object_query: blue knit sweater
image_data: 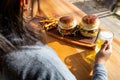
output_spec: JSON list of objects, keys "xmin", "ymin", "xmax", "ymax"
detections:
[{"xmin": 2, "ymin": 42, "xmax": 107, "ymax": 80}]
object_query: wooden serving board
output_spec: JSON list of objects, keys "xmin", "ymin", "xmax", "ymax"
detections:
[
  {"xmin": 30, "ymin": 17, "xmax": 99, "ymax": 48},
  {"xmin": 46, "ymin": 28, "xmax": 99, "ymax": 48}
]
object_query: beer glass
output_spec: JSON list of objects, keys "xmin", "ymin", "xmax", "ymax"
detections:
[{"xmin": 95, "ymin": 29, "xmax": 114, "ymax": 52}]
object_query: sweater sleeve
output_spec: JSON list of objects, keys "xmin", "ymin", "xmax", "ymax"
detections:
[
  {"xmin": 3, "ymin": 44, "xmax": 76, "ymax": 80},
  {"xmin": 92, "ymin": 64, "xmax": 107, "ymax": 80}
]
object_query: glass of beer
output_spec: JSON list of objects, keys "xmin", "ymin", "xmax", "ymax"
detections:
[{"xmin": 95, "ymin": 29, "xmax": 114, "ymax": 52}]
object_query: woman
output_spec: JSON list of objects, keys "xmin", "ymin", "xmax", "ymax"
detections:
[
  {"xmin": 0, "ymin": 0, "xmax": 76, "ymax": 80},
  {"xmin": 0, "ymin": 0, "xmax": 112, "ymax": 80}
]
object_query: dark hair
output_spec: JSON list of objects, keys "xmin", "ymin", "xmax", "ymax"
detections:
[
  {"xmin": 0, "ymin": 33, "xmax": 16, "ymax": 72},
  {"xmin": 0, "ymin": 0, "xmax": 45, "ymax": 47}
]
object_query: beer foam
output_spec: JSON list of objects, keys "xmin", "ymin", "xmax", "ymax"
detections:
[{"xmin": 99, "ymin": 31, "xmax": 113, "ymax": 41}]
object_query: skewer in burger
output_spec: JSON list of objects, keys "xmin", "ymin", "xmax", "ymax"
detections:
[
  {"xmin": 80, "ymin": 14, "xmax": 100, "ymax": 37},
  {"xmin": 58, "ymin": 16, "xmax": 78, "ymax": 36}
]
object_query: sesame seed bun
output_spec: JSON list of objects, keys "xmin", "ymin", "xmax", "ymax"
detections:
[
  {"xmin": 58, "ymin": 16, "xmax": 78, "ymax": 36},
  {"xmin": 81, "ymin": 14, "xmax": 100, "ymax": 30},
  {"xmin": 58, "ymin": 16, "xmax": 77, "ymax": 30}
]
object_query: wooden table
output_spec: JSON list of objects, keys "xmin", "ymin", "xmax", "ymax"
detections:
[{"xmin": 32, "ymin": 0, "xmax": 120, "ymax": 80}]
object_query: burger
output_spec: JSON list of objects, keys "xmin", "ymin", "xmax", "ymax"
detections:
[
  {"xmin": 58, "ymin": 16, "xmax": 78, "ymax": 36},
  {"xmin": 80, "ymin": 14, "xmax": 100, "ymax": 37}
]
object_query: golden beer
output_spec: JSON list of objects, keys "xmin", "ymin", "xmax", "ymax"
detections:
[{"xmin": 95, "ymin": 30, "xmax": 113, "ymax": 52}]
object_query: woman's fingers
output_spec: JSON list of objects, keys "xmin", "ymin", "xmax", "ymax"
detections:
[{"xmin": 101, "ymin": 40, "xmax": 108, "ymax": 51}]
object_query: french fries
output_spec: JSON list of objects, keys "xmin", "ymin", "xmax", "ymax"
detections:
[{"xmin": 39, "ymin": 18, "xmax": 58, "ymax": 31}]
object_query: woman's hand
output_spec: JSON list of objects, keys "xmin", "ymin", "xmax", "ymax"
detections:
[{"xmin": 95, "ymin": 40, "xmax": 112, "ymax": 64}]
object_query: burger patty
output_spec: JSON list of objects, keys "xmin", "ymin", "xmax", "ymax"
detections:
[
  {"xmin": 80, "ymin": 29, "xmax": 98, "ymax": 37},
  {"xmin": 58, "ymin": 26, "xmax": 77, "ymax": 35},
  {"xmin": 80, "ymin": 29, "xmax": 98, "ymax": 33}
]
